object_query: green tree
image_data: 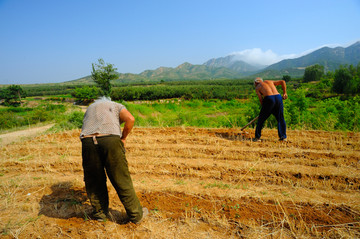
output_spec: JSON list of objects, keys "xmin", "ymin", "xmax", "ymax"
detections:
[
  {"xmin": 91, "ymin": 58, "xmax": 119, "ymax": 96},
  {"xmin": 0, "ymin": 85, "xmax": 26, "ymax": 106},
  {"xmin": 282, "ymin": 75, "xmax": 291, "ymax": 82},
  {"xmin": 303, "ymin": 64, "xmax": 324, "ymax": 82},
  {"xmin": 333, "ymin": 65, "xmax": 360, "ymax": 94},
  {"xmin": 325, "ymin": 71, "xmax": 334, "ymax": 79}
]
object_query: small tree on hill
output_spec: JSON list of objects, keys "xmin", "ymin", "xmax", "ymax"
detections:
[{"xmin": 91, "ymin": 58, "xmax": 119, "ymax": 97}]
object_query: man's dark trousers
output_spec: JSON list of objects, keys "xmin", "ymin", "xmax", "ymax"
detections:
[
  {"xmin": 81, "ymin": 135, "xmax": 143, "ymax": 223},
  {"xmin": 255, "ymin": 94, "xmax": 287, "ymax": 140}
]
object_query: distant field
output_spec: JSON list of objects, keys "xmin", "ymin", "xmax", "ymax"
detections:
[{"xmin": 0, "ymin": 127, "xmax": 359, "ymax": 238}]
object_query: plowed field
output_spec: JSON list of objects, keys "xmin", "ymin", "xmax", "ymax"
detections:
[{"xmin": 0, "ymin": 127, "xmax": 359, "ymax": 238}]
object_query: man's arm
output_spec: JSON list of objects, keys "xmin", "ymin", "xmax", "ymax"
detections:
[
  {"xmin": 274, "ymin": 80, "xmax": 288, "ymax": 100},
  {"xmin": 119, "ymin": 108, "xmax": 135, "ymax": 144},
  {"xmin": 256, "ymin": 89, "xmax": 263, "ymax": 105}
]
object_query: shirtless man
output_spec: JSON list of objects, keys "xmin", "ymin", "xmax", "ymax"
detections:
[{"xmin": 253, "ymin": 77, "xmax": 288, "ymax": 141}]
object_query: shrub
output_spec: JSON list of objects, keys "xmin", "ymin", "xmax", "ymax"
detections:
[
  {"xmin": 68, "ymin": 111, "xmax": 84, "ymax": 129},
  {"xmin": 72, "ymin": 86, "xmax": 99, "ymax": 101}
]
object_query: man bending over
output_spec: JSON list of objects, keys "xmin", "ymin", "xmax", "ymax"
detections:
[{"xmin": 253, "ymin": 77, "xmax": 288, "ymax": 141}]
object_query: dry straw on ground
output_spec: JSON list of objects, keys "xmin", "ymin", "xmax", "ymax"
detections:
[{"xmin": 0, "ymin": 127, "xmax": 359, "ymax": 238}]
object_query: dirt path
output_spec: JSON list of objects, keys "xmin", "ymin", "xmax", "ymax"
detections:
[
  {"xmin": 78, "ymin": 105, "xmax": 87, "ymax": 112},
  {"xmin": 0, "ymin": 124, "xmax": 54, "ymax": 145}
]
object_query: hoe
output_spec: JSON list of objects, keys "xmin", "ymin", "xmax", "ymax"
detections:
[
  {"xmin": 240, "ymin": 116, "xmax": 259, "ymax": 131},
  {"xmin": 217, "ymin": 116, "xmax": 258, "ymax": 140},
  {"xmin": 233, "ymin": 115, "xmax": 259, "ymax": 140}
]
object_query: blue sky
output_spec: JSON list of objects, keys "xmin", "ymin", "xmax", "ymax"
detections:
[{"xmin": 0, "ymin": 0, "xmax": 359, "ymax": 85}]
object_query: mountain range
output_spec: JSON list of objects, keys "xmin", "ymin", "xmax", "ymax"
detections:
[{"xmin": 70, "ymin": 41, "xmax": 360, "ymax": 84}]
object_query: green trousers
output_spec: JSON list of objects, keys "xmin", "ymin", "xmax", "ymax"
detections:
[{"xmin": 81, "ymin": 135, "xmax": 143, "ymax": 223}]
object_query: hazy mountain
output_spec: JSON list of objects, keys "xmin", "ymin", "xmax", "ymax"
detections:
[
  {"xmin": 203, "ymin": 55, "xmax": 265, "ymax": 75},
  {"xmin": 137, "ymin": 62, "xmax": 242, "ymax": 80},
  {"xmin": 65, "ymin": 62, "xmax": 243, "ymax": 85},
  {"xmin": 264, "ymin": 41, "xmax": 360, "ymax": 74},
  {"xmin": 203, "ymin": 41, "xmax": 360, "ymax": 78}
]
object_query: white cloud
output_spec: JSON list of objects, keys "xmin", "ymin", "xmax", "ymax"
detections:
[
  {"xmin": 230, "ymin": 48, "xmax": 297, "ymax": 66},
  {"xmin": 229, "ymin": 40, "xmax": 360, "ymax": 66}
]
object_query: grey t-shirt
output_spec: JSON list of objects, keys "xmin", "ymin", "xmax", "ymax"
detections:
[{"xmin": 80, "ymin": 99, "xmax": 126, "ymax": 137}]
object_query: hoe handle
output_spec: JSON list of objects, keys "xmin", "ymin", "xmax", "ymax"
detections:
[{"xmin": 240, "ymin": 116, "xmax": 259, "ymax": 131}]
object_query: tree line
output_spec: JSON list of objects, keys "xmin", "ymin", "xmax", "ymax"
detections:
[
  {"xmin": 1, "ymin": 59, "xmax": 359, "ymax": 105},
  {"xmin": 303, "ymin": 63, "xmax": 360, "ymax": 94}
]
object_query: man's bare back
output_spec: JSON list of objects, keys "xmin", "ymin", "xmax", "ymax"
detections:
[
  {"xmin": 256, "ymin": 80, "xmax": 280, "ymax": 96},
  {"xmin": 254, "ymin": 78, "xmax": 287, "ymax": 104}
]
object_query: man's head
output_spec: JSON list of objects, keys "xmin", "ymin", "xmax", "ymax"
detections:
[
  {"xmin": 254, "ymin": 77, "xmax": 263, "ymax": 86},
  {"xmin": 94, "ymin": 96, "xmax": 112, "ymax": 103}
]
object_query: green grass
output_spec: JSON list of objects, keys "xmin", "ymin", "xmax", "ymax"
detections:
[
  {"xmin": 124, "ymin": 99, "xmax": 252, "ymax": 128},
  {"xmin": 122, "ymin": 94, "xmax": 360, "ymax": 131},
  {"xmin": 0, "ymin": 99, "xmax": 83, "ymax": 133},
  {"xmin": 1, "ymin": 93, "xmax": 359, "ymax": 132}
]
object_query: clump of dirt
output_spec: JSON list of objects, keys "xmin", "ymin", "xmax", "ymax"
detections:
[{"xmin": 139, "ymin": 190, "xmax": 357, "ymax": 228}]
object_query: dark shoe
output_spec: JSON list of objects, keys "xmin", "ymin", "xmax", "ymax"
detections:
[
  {"xmin": 279, "ymin": 137, "xmax": 287, "ymax": 142},
  {"xmin": 134, "ymin": 207, "xmax": 149, "ymax": 224},
  {"xmin": 252, "ymin": 138, "xmax": 261, "ymax": 142}
]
